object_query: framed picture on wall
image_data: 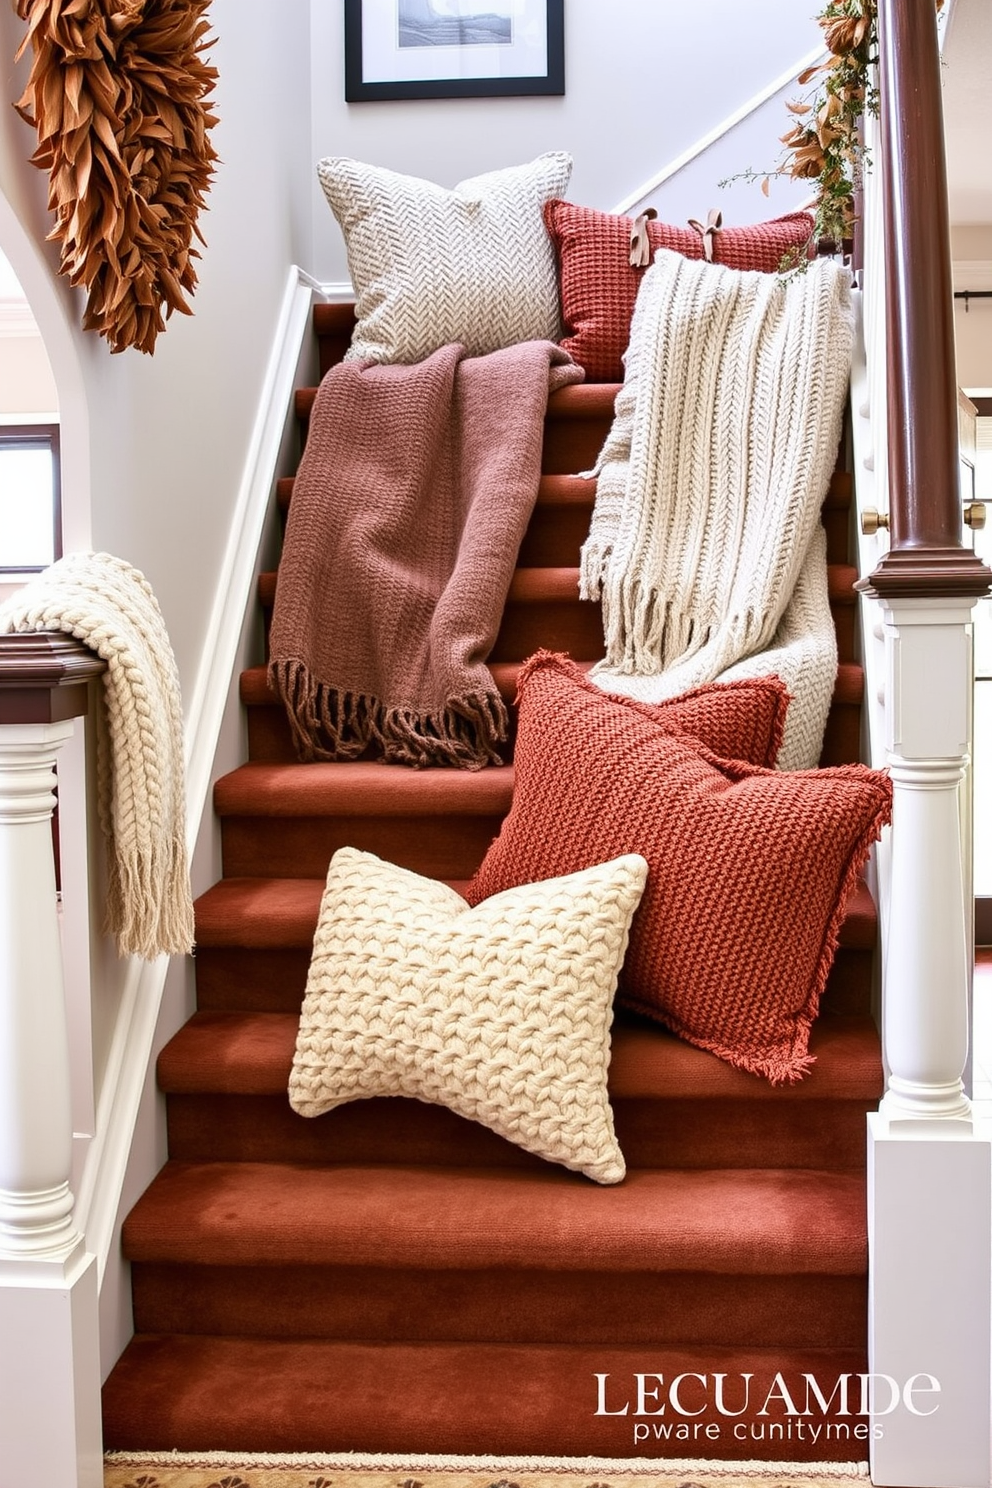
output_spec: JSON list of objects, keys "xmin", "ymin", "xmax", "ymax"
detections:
[{"xmin": 344, "ymin": 0, "xmax": 565, "ymax": 102}]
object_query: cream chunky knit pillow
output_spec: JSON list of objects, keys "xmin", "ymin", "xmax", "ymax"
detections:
[
  {"xmin": 288, "ymin": 846, "xmax": 648, "ymax": 1184},
  {"xmin": 316, "ymin": 152, "xmax": 572, "ymax": 364}
]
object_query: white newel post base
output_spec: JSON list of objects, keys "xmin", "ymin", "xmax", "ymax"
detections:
[
  {"xmin": 0, "ymin": 721, "xmax": 102, "ymax": 1488},
  {"xmin": 867, "ymin": 598, "xmax": 991, "ymax": 1487},
  {"xmin": 868, "ymin": 1115, "xmax": 991, "ymax": 1488}
]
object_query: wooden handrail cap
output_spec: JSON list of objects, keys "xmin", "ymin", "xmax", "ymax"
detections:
[
  {"xmin": 0, "ymin": 633, "xmax": 106, "ymax": 725},
  {"xmin": 857, "ymin": 547, "xmax": 992, "ymax": 602}
]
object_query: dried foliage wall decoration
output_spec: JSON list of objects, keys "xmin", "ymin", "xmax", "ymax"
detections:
[{"xmin": 12, "ymin": 0, "xmax": 219, "ymax": 354}]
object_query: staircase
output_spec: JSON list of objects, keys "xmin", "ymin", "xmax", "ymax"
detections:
[{"xmin": 101, "ymin": 303, "xmax": 881, "ymax": 1461}]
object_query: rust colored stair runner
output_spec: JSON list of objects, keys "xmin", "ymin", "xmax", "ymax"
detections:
[{"xmin": 102, "ymin": 303, "xmax": 881, "ymax": 1462}]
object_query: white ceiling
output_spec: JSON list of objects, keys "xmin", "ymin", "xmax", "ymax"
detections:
[{"xmin": 942, "ymin": 0, "xmax": 992, "ymax": 227}]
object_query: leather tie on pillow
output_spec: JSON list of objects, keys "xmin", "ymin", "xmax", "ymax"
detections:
[
  {"xmin": 688, "ymin": 207, "xmax": 723, "ymax": 262},
  {"xmin": 629, "ymin": 208, "xmax": 658, "ymax": 268},
  {"xmin": 542, "ymin": 199, "xmax": 816, "ymax": 382}
]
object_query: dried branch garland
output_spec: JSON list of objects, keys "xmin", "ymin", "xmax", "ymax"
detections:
[
  {"xmin": 722, "ymin": 0, "xmax": 943, "ymax": 251},
  {"xmin": 13, "ymin": 0, "xmax": 219, "ymax": 354}
]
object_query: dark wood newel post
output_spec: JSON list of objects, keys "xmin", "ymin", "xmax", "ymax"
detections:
[{"xmin": 862, "ymin": 0, "xmax": 991, "ymax": 600}]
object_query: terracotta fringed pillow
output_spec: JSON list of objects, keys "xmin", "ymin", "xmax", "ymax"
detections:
[
  {"xmin": 543, "ymin": 199, "xmax": 814, "ymax": 381},
  {"xmin": 466, "ymin": 653, "xmax": 892, "ymax": 1084}
]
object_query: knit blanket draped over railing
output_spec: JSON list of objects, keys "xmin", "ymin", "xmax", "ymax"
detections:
[
  {"xmin": 0, "ymin": 552, "xmax": 194, "ymax": 959},
  {"xmin": 579, "ymin": 249, "xmax": 854, "ymax": 770},
  {"xmin": 269, "ymin": 339, "xmax": 583, "ymax": 770}
]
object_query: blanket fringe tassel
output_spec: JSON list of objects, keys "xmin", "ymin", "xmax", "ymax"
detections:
[
  {"xmin": 269, "ymin": 659, "xmax": 508, "ymax": 770},
  {"xmin": 104, "ymin": 833, "xmax": 196, "ymax": 958}
]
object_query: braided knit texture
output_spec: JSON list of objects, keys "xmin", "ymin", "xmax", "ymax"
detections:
[
  {"xmin": 0, "ymin": 552, "xmax": 194, "ymax": 959},
  {"xmin": 289, "ymin": 846, "xmax": 648, "ymax": 1184},
  {"xmin": 466, "ymin": 653, "xmax": 893, "ymax": 1085},
  {"xmin": 318, "ymin": 153, "xmax": 571, "ymax": 366},
  {"xmin": 579, "ymin": 250, "xmax": 853, "ymax": 770}
]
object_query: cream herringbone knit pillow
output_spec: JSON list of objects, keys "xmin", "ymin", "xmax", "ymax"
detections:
[
  {"xmin": 289, "ymin": 846, "xmax": 648, "ymax": 1184},
  {"xmin": 317, "ymin": 152, "xmax": 571, "ymax": 364}
]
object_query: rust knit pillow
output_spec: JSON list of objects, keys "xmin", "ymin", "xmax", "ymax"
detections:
[
  {"xmin": 543, "ymin": 200, "xmax": 814, "ymax": 382},
  {"xmin": 541, "ymin": 653, "xmax": 790, "ymax": 767},
  {"xmin": 466, "ymin": 653, "xmax": 892, "ymax": 1084}
]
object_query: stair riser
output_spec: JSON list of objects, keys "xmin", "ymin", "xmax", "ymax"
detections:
[
  {"xmin": 517, "ymin": 502, "xmax": 600, "ymax": 568},
  {"xmin": 220, "ymin": 813, "xmax": 505, "ymax": 880},
  {"xmin": 259, "ymin": 585, "xmax": 859, "ymax": 669},
  {"xmin": 294, "ymin": 406, "xmax": 617, "ymax": 478},
  {"xmin": 102, "ymin": 1336, "xmax": 869, "ymax": 1460},
  {"xmin": 279, "ymin": 485, "xmax": 853, "ymax": 573},
  {"xmin": 246, "ymin": 681, "xmax": 864, "ymax": 767},
  {"xmin": 164, "ymin": 1092, "xmax": 872, "ymax": 1172},
  {"xmin": 130, "ymin": 1263, "xmax": 867, "ymax": 1349},
  {"xmin": 819, "ymin": 701, "xmax": 861, "ymax": 769},
  {"xmin": 192, "ymin": 944, "xmax": 873, "ymax": 1017}
]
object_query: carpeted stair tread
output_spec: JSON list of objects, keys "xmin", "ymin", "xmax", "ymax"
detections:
[
  {"xmin": 239, "ymin": 660, "xmax": 865, "ymax": 768},
  {"xmin": 239, "ymin": 657, "xmax": 863, "ymax": 713},
  {"xmin": 276, "ymin": 469, "xmax": 595, "ymax": 517},
  {"xmin": 101, "ymin": 1335, "xmax": 867, "ymax": 1458},
  {"xmin": 121, "ymin": 1160, "xmax": 867, "ymax": 1274},
  {"xmin": 193, "ymin": 870, "xmax": 876, "ymax": 952},
  {"xmin": 257, "ymin": 562, "xmax": 859, "ymax": 613},
  {"xmin": 276, "ymin": 467, "xmax": 852, "ymax": 520},
  {"xmin": 157, "ymin": 1008, "xmax": 882, "ymax": 1104},
  {"xmin": 294, "ymin": 379, "xmax": 620, "ymax": 428},
  {"xmin": 214, "ymin": 760, "xmax": 514, "ymax": 818}
]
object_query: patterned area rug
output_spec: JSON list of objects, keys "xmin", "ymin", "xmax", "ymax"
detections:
[{"xmin": 103, "ymin": 1454, "xmax": 872, "ymax": 1488}]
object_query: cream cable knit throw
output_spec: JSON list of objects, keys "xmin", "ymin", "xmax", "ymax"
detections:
[
  {"xmin": 0, "ymin": 552, "xmax": 194, "ymax": 959},
  {"xmin": 579, "ymin": 249, "xmax": 853, "ymax": 770}
]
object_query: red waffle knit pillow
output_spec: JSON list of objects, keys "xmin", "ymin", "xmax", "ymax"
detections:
[
  {"xmin": 555, "ymin": 654, "xmax": 790, "ymax": 766},
  {"xmin": 543, "ymin": 200, "xmax": 814, "ymax": 382},
  {"xmin": 467, "ymin": 653, "xmax": 892, "ymax": 1083}
]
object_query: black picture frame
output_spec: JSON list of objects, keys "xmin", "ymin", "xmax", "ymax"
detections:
[{"xmin": 344, "ymin": 0, "xmax": 564, "ymax": 102}]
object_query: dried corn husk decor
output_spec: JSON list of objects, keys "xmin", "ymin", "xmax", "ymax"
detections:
[{"xmin": 12, "ymin": 0, "xmax": 219, "ymax": 354}]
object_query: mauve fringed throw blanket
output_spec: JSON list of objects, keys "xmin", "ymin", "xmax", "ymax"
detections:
[{"xmin": 269, "ymin": 340, "xmax": 583, "ymax": 768}]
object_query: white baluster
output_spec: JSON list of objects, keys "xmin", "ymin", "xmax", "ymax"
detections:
[
  {"xmin": 0, "ymin": 718, "xmax": 102, "ymax": 1487},
  {"xmin": 879, "ymin": 600, "xmax": 974, "ymax": 1123},
  {"xmin": 869, "ymin": 596, "xmax": 991, "ymax": 1488}
]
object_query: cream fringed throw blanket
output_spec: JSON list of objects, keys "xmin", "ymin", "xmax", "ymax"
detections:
[
  {"xmin": 580, "ymin": 249, "xmax": 854, "ymax": 770},
  {"xmin": 269, "ymin": 340, "xmax": 583, "ymax": 769},
  {"xmin": 0, "ymin": 552, "xmax": 194, "ymax": 959}
]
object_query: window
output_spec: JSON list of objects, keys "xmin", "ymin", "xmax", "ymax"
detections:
[{"xmin": 0, "ymin": 423, "xmax": 61, "ymax": 572}]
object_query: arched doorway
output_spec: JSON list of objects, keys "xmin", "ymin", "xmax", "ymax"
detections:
[{"xmin": 0, "ymin": 242, "xmax": 60, "ymax": 580}]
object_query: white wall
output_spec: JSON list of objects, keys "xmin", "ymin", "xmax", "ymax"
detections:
[
  {"xmin": 952, "ymin": 226, "xmax": 992, "ymax": 391},
  {"xmin": 309, "ymin": 0, "xmax": 821, "ymax": 283},
  {"xmin": 65, "ymin": 1, "xmax": 315, "ymax": 700},
  {"xmin": 0, "ymin": 334, "xmax": 57, "ymax": 417}
]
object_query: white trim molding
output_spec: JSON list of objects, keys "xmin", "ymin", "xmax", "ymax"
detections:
[
  {"xmin": 611, "ymin": 45, "xmax": 828, "ymax": 216},
  {"xmin": 76, "ymin": 265, "xmax": 322, "ymax": 1315},
  {"xmin": 952, "ymin": 260, "xmax": 992, "ymax": 292}
]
